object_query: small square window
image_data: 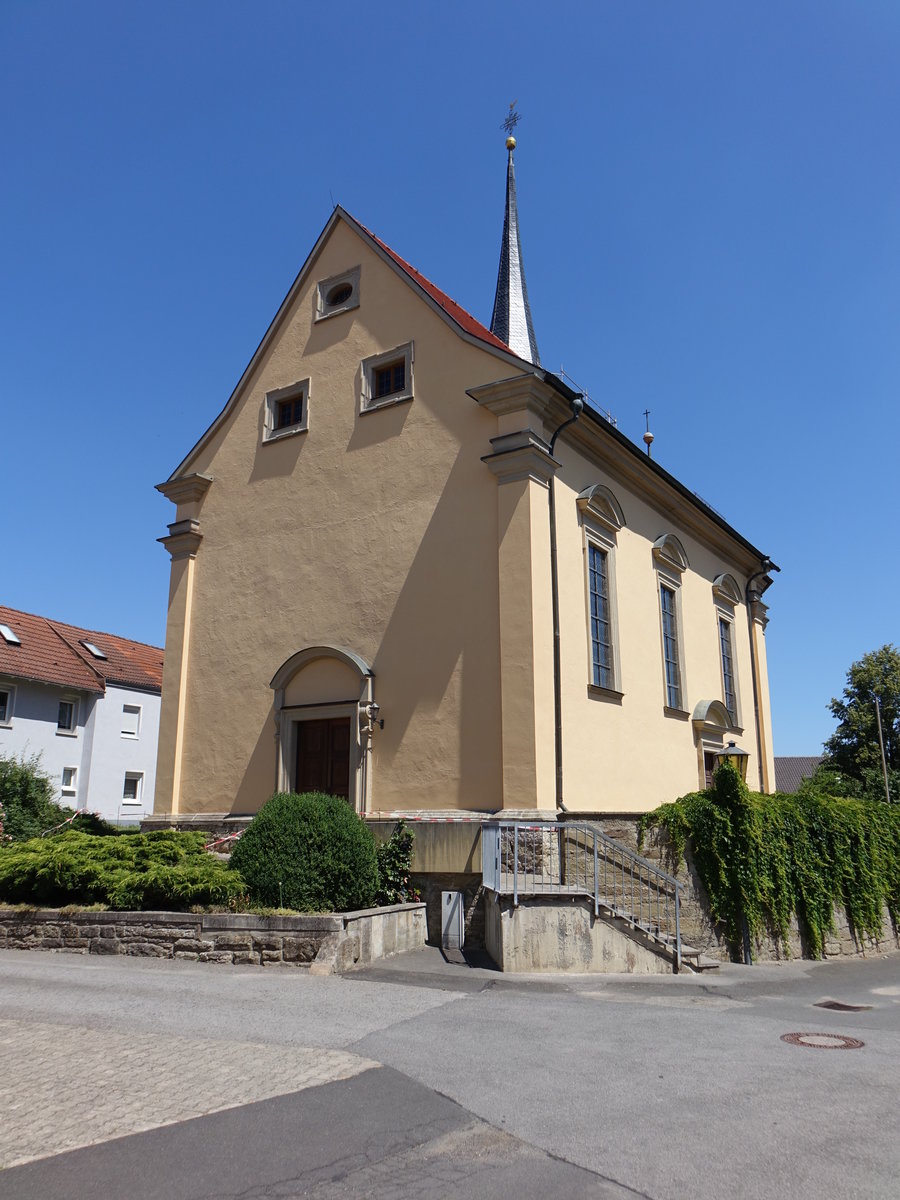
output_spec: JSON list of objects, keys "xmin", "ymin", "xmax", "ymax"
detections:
[
  {"xmin": 316, "ymin": 266, "xmax": 360, "ymax": 321},
  {"xmin": 0, "ymin": 624, "xmax": 21, "ymax": 646},
  {"xmin": 0, "ymin": 687, "xmax": 11, "ymax": 725},
  {"xmin": 61, "ymin": 766, "xmax": 77, "ymax": 795},
  {"xmin": 81, "ymin": 641, "xmax": 107, "ymax": 660},
  {"xmin": 57, "ymin": 699, "xmax": 77, "ymax": 733},
  {"xmin": 361, "ymin": 343, "xmax": 414, "ymax": 412},
  {"xmin": 263, "ymin": 379, "xmax": 309, "ymax": 443},
  {"xmin": 122, "ymin": 704, "xmax": 141, "ymax": 738},
  {"xmin": 123, "ymin": 772, "xmax": 144, "ymax": 803}
]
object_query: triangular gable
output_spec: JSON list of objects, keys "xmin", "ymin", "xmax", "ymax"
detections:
[{"xmin": 168, "ymin": 207, "xmax": 529, "ymax": 481}]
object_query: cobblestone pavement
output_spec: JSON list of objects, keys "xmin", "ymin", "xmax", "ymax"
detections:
[{"xmin": 0, "ymin": 1017, "xmax": 376, "ymax": 1170}]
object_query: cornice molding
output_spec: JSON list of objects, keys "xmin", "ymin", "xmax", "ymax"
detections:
[
  {"xmin": 156, "ymin": 473, "xmax": 214, "ymax": 506},
  {"xmin": 158, "ymin": 518, "xmax": 203, "ymax": 561},
  {"xmin": 482, "ymin": 428, "xmax": 559, "ymax": 486},
  {"xmin": 576, "ymin": 484, "xmax": 626, "ymax": 533}
]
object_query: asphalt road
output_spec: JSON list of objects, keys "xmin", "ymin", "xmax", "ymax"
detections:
[{"xmin": 0, "ymin": 946, "xmax": 898, "ymax": 1199}]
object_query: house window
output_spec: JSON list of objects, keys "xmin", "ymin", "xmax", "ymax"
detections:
[
  {"xmin": 0, "ymin": 624, "xmax": 21, "ymax": 646},
  {"xmin": 81, "ymin": 641, "xmax": 107, "ymax": 660},
  {"xmin": 361, "ymin": 342, "xmax": 414, "ymax": 411},
  {"xmin": 263, "ymin": 379, "xmax": 309, "ymax": 443},
  {"xmin": 315, "ymin": 266, "xmax": 360, "ymax": 321},
  {"xmin": 61, "ymin": 766, "xmax": 77, "ymax": 796},
  {"xmin": 122, "ymin": 704, "xmax": 141, "ymax": 738},
  {"xmin": 122, "ymin": 772, "xmax": 143, "ymax": 803},
  {"xmin": 588, "ymin": 545, "xmax": 614, "ymax": 690},
  {"xmin": 659, "ymin": 583, "xmax": 683, "ymax": 710},
  {"xmin": 57, "ymin": 699, "xmax": 77, "ymax": 734},
  {"xmin": 0, "ymin": 686, "xmax": 13, "ymax": 725},
  {"xmin": 719, "ymin": 616, "xmax": 737, "ymax": 723}
]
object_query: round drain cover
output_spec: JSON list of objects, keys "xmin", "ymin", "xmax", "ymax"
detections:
[{"xmin": 781, "ymin": 1032, "xmax": 864, "ymax": 1050}]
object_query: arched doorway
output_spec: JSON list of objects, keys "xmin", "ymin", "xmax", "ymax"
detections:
[{"xmin": 270, "ymin": 645, "xmax": 375, "ymax": 812}]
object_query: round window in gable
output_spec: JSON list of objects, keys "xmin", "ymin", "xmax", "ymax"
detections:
[{"xmin": 326, "ymin": 282, "xmax": 354, "ymax": 307}]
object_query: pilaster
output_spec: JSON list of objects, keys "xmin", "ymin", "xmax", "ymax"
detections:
[{"xmin": 154, "ymin": 474, "xmax": 212, "ymax": 816}]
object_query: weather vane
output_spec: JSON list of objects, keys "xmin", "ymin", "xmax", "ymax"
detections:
[{"xmin": 501, "ymin": 101, "xmax": 521, "ymax": 137}]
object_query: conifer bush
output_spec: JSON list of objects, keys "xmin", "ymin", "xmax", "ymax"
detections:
[
  {"xmin": 229, "ymin": 792, "xmax": 379, "ymax": 912},
  {"xmin": 0, "ymin": 829, "xmax": 246, "ymax": 910}
]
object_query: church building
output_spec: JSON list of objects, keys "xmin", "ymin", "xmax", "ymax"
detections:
[{"xmin": 152, "ymin": 130, "xmax": 777, "ymax": 832}]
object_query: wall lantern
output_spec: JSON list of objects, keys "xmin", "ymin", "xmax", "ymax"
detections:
[
  {"xmin": 360, "ymin": 701, "xmax": 383, "ymax": 735},
  {"xmin": 714, "ymin": 740, "xmax": 749, "ymax": 780}
]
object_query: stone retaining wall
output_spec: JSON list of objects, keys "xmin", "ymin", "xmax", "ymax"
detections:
[
  {"xmin": 581, "ymin": 815, "xmax": 899, "ymax": 962},
  {"xmin": 0, "ymin": 903, "xmax": 426, "ymax": 974}
]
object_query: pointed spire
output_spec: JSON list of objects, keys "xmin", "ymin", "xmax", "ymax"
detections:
[{"xmin": 490, "ymin": 108, "xmax": 540, "ymax": 365}]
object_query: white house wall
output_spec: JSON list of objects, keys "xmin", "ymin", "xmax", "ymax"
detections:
[{"xmin": 0, "ymin": 679, "xmax": 160, "ymax": 825}]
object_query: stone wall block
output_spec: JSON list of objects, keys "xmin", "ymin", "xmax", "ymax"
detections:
[
  {"xmin": 124, "ymin": 942, "xmax": 172, "ymax": 958},
  {"xmin": 90, "ymin": 938, "xmax": 121, "ymax": 955},
  {"xmin": 281, "ymin": 936, "xmax": 319, "ymax": 963},
  {"xmin": 173, "ymin": 938, "xmax": 214, "ymax": 954},
  {"xmin": 232, "ymin": 951, "xmax": 261, "ymax": 965},
  {"xmin": 260, "ymin": 950, "xmax": 282, "ymax": 964},
  {"xmin": 198, "ymin": 951, "xmax": 234, "ymax": 964},
  {"xmin": 251, "ymin": 934, "xmax": 283, "ymax": 952},
  {"xmin": 212, "ymin": 934, "xmax": 253, "ymax": 952}
]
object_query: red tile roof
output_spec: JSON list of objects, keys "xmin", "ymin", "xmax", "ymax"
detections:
[
  {"xmin": 0, "ymin": 606, "xmax": 163, "ymax": 695},
  {"xmin": 361, "ymin": 223, "xmax": 516, "ymax": 357}
]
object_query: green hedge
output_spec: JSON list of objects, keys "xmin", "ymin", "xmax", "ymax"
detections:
[
  {"xmin": 229, "ymin": 792, "xmax": 379, "ymax": 912},
  {"xmin": 0, "ymin": 829, "xmax": 247, "ymax": 910},
  {"xmin": 638, "ymin": 764, "xmax": 900, "ymax": 959}
]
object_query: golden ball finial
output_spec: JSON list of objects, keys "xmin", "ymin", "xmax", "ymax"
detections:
[{"xmin": 506, "ymin": 135, "xmax": 516, "ymax": 151}]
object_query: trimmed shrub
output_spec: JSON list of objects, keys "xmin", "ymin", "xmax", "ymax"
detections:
[
  {"xmin": 230, "ymin": 792, "xmax": 379, "ymax": 912},
  {"xmin": 0, "ymin": 829, "xmax": 247, "ymax": 910}
]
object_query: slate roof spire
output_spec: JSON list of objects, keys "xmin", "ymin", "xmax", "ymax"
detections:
[{"xmin": 490, "ymin": 109, "xmax": 540, "ymax": 365}]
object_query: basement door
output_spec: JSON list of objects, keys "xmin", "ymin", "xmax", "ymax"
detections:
[{"xmin": 295, "ymin": 717, "xmax": 351, "ymax": 800}]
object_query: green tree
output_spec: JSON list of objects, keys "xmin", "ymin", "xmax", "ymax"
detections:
[{"xmin": 822, "ymin": 645, "xmax": 900, "ymax": 800}]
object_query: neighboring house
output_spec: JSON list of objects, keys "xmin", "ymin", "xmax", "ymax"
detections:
[
  {"xmin": 0, "ymin": 606, "xmax": 163, "ymax": 824},
  {"xmin": 153, "ymin": 137, "xmax": 778, "ymax": 830},
  {"xmin": 774, "ymin": 756, "xmax": 823, "ymax": 794}
]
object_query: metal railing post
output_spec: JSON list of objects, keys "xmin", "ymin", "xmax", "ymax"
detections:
[
  {"xmin": 593, "ymin": 832, "xmax": 598, "ymax": 917},
  {"xmin": 513, "ymin": 827, "xmax": 519, "ymax": 907}
]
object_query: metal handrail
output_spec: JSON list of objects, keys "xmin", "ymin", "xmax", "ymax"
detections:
[{"xmin": 482, "ymin": 820, "xmax": 681, "ymax": 970}]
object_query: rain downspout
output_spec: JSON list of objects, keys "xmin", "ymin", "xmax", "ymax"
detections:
[{"xmin": 548, "ymin": 395, "xmax": 584, "ymax": 810}]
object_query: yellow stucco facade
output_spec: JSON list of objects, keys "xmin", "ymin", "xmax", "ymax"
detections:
[{"xmin": 154, "ymin": 209, "xmax": 776, "ymax": 822}]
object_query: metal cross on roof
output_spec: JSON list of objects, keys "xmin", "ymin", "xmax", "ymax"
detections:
[{"xmin": 501, "ymin": 102, "xmax": 521, "ymax": 135}]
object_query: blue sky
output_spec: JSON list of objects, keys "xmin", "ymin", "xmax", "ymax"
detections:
[{"xmin": 2, "ymin": 2, "xmax": 898, "ymax": 756}]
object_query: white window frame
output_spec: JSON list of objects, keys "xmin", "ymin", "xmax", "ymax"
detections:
[
  {"xmin": 121, "ymin": 703, "xmax": 142, "ymax": 739},
  {"xmin": 263, "ymin": 378, "xmax": 310, "ymax": 443},
  {"xmin": 716, "ymin": 611, "xmax": 740, "ymax": 728},
  {"xmin": 577, "ymin": 484, "xmax": 625, "ymax": 697},
  {"xmin": 61, "ymin": 766, "xmax": 78, "ymax": 797},
  {"xmin": 360, "ymin": 342, "xmax": 414, "ymax": 412},
  {"xmin": 122, "ymin": 772, "xmax": 144, "ymax": 804},
  {"xmin": 56, "ymin": 696, "xmax": 79, "ymax": 736},
  {"xmin": 657, "ymin": 572, "xmax": 687, "ymax": 714},
  {"xmin": 315, "ymin": 265, "xmax": 360, "ymax": 322},
  {"xmin": 0, "ymin": 683, "xmax": 14, "ymax": 727}
]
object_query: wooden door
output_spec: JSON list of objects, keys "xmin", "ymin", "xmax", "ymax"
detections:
[{"xmin": 295, "ymin": 717, "xmax": 352, "ymax": 800}]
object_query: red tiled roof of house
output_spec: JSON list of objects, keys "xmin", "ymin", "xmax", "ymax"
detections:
[
  {"xmin": 0, "ymin": 606, "xmax": 164, "ymax": 695},
  {"xmin": 362, "ymin": 224, "xmax": 516, "ymax": 356}
]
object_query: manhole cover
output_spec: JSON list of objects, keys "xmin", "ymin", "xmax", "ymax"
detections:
[
  {"xmin": 814, "ymin": 999, "xmax": 872, "ymax": 1012},
  {"xmin": 781, "ymin": 1032, "xmax": 865, "ymax": 1050}
]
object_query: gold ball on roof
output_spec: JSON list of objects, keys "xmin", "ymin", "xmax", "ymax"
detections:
[{"xmin": 506, "ymin": 135, "xmax": 517, "ymax": 150}]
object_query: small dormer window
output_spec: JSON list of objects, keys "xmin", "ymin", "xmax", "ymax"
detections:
[
  {"xmin": 374, "ymin": 360, "xmax": 406, "ymax": 400},
  {"xmin": 263, "ymin": 379, "xmax": 310, "ymax": 443},
  {"xmin": 0, "ymin": 624, "xmax": 21, "ymax": 646},
  {"xmin": 316, "ymin": 266, "xmax": 360, "ymax": 321},
  {"xmin": 361, "ymin": 342, "xmax": 414, "ymax": 412},
  {"xmin": 81, "ymin": 641, "xmax": 107, "ymax": 660}
]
